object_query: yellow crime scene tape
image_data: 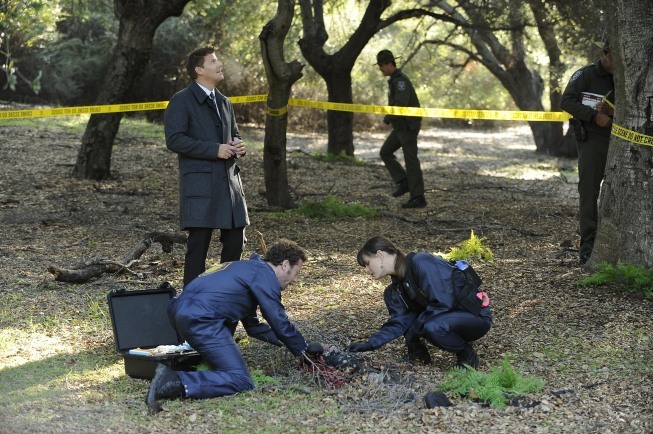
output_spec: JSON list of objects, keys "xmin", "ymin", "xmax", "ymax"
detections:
[
  {"xmin": 0, "ymin": 95, "xmax": 570, "ymax": 121},
  {"xmin": 611, "ymin": 123, "xmax": 653, "ymax": 147},
  {"xmin": 0, "ymin": 101, "xmax": 169, "ymax": 119},
  {"xmin": 1, "ymin": 95, "xmax": 651, "ymax": 147}
]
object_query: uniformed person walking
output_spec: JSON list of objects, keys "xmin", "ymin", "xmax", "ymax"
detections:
[
  {"xmin": 375, "ymin": 49, "xmax": 427, "ymax": 209},
  {"xmin": 561, "ymin": 41, "xmax": 614, "ymax": 265}
]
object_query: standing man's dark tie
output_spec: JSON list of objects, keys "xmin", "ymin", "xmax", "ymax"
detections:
[{"xmin": 208, "ymin": 92, "xmax": 222, "ymax": 123}]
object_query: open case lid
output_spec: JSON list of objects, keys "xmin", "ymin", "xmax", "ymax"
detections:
[{"xmin": 107, "ymin": 285, "xmax": 182, "ymax": 352}]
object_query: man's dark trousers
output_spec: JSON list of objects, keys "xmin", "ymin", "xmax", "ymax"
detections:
[
  {"xmin": 380, "ymin": 129, "xmax": 424, "ymax": 197},
  {"xmin": 184, "ymin": 227, "xmax": 244, "ymax": 287},
  {"xmin": 577, "ymin": 139, "xmax": 609, "ymax": 259}
]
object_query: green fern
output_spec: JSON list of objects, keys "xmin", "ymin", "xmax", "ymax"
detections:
[
  {"xmin": 577, "ymin": 261, "xmax": 653, "ymax": 298},
  {"xmin": 438, "ymin": 355, "xmax": 545, "ymax": 408},
  {"xmin": 443, "ymin": 230, "xmax": 494, "ymax": 262}
]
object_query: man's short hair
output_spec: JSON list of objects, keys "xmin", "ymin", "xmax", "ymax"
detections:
[
  {"xmin": 186, "ymin": 46, "xmax": 216, "ymax": 79},
  {"xmin": 264, "ymin": 239, "xmax": 307, "ymax": 266}
]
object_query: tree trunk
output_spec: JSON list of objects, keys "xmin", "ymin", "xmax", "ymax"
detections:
[
  {"xmin": 591, "ymin": 0, "xmax": 653, "ymax": 268},
  {"xmin": 325, "ymin": 73, "xmax": 354, "ymax": 156},
  {"xmin": 299, "ymin": 0, "xmax": 390, "ymax": 156},
  {"xmin": 260, "ymin": 0, "xmax": 303, "ymax": 208},
  {"xmin": 527, "ymin": 0, "xmax": 575, "ymax": 157},
  {"xmin": 72, "ymin": 0, "xmax": 189, "ymax": 180}
]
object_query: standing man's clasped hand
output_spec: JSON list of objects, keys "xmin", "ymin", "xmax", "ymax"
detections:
[
  {"xmin": 217, "ymin": 138, "xmax": 246, "ymax": 159},
  {"xmin": 230, "ymin": 137, "xmax": 246, "ymax": 158}
]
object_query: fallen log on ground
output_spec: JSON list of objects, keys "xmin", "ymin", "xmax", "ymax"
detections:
[{"xmin": 47, "ymin": 231, "xmax": 187, "ymax": 283}]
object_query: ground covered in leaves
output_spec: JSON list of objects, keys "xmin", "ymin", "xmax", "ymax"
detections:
[{"xmin": 0, "ymin": 113, "xmax": 651, "ymax": 433}]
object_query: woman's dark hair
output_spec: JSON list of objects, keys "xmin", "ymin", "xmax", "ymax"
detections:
[
  {"xmin": 357, "ymin": 236, "xmax": 407, "ymax": 277},
  {"xmin": 186, "ymin": 46, "xmax": 216, "ymax": 80},
  {"xmin": 263, "ymin": 239, "xmax": 307, "ymax": 266}
]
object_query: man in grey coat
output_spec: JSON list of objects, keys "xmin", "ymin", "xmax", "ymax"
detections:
[{"xmin": 164, "ymin": 46, "xmax": 249, "ymax": 287}]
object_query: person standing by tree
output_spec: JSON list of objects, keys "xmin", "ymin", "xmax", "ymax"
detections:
[
  {"xmin": 561, "ymin": 41, "xmax": 614, "ymax": 265},
  {"xmin": 165, "ymin": 46, "xmax": 248, "ymax": 287},
  {"xmin": 375, "ymin": 50, "xmax": 427, "ymax": 209}
]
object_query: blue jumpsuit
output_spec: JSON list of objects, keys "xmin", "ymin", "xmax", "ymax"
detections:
[
  {"xmin": 368, "ymin": 252, "xmax": 492, "ymax": 353},
  {"xmin": 167, "ymin": 253, "xmax": 306, "ymax": 399}
]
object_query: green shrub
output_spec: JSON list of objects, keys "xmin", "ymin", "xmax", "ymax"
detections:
[
  {"xmin": 577, "ymin": 261, "xmax": 653, "ymax": 298},
  {"xmin": 297, "ymin": 195, "xmax": 377, "ymax": 220},
  {"xmin": 311, "ymin": 150, "xmax": 365, "ymax": 165},
  {"xmin": 439, "ymin": 356, "xmax": 545, "ymax": 408},
  {"xmin": 443, "ymin": 230, "xmax": 494, "ymax": 262}
]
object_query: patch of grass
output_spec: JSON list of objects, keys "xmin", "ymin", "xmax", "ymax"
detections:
[
  {"xmin": 117, "ymin": 117, "xmax": 163, "ymax": 139},
  {"xmin": 443, "ymin": 230, "xmax": 494, "ymax": 262},
  {"xmin": 311, "ymin": 150, "xmax": 365, "ymax": 165},
  {"xmin": 0, "ymin": 292, "xmax": 24, "ymax": 324},
  {"xmin": 168, "ymin": 387, "xmax": 341, "ymax": 433},
  {"xmin": 439, "ymin": 355, "xmax": 545, "ymax": 408},
  {"xmin": 577, "ymin": 261, "xmax": 653, "ymax": 298},
  {"xmin": 297, "ymin": 194, "xmax": 377, "ymax": 220},
  {"xmin": 251, "ymin": 369, "xmax": 282, "ymax": 386},
  {"xmin": 531, "ymin": 322, "xmax": 653, "ymax": 379},
  {"xmin": 0, "ymin": 115, "xmax": 89, "ymax": 133},
  {"xmin": 2, "ymin": 113, "xmax": 166, "ymax": 139}
]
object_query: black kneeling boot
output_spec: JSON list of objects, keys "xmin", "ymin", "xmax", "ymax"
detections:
[
  {"xmin": 406, "ymin": 338, "xmax": 432, "ymax": 365},
  {"xmin": 455, "ymin": 343, "xmax": 479, "ymax": 370},
  {"xmin": 146, "ymin": 363, "xmax": 184, "ymax": 414}
]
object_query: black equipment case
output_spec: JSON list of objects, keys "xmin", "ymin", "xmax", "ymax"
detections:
[{"xmin": 107, "ymin": 284, "xmax": 201, "ymax": 380}]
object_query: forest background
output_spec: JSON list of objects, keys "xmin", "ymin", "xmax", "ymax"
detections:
[{"xmin": 1, "ymin": 0, "xmax": 608, "ymax": 132}]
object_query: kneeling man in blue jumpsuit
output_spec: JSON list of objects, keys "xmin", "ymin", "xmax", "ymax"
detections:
[{"xmin": 147, "ymin": 239, "xmax": 322, "ymax": 413}]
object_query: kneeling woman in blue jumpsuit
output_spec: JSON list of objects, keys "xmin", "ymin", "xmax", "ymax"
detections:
[
  {"xmin": 146, "ymin": 239, "xmax": 322, "ymax": 413},
  {"xmin": 346, "ymin": 236, "xmax": 492, "ymax": 368}
]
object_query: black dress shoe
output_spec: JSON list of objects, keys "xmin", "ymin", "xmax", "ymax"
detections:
[
  {"xmin": 392, "ymin": 184, "xmax": 410, "ymax": 197},
  {"xmin": 402, "ymin": 195, "xmax": 427, "ymax": 208},
  {"xmin": 146, "ymin": 363, "xmax": 184, "ymax": 414}
]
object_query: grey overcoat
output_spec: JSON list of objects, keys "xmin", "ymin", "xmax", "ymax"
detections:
[{"xmin": 164, "ymin": 82, "xmax": 249, "ymax": 230}]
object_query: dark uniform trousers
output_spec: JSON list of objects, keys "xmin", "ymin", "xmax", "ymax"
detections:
[
  {"xmin": 577, "ymin": 139, "xmax": 609, "ymax": 258},
  {"xmin": 380, "ymin": 128, "xmax": 425, "ymax": 197}
]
